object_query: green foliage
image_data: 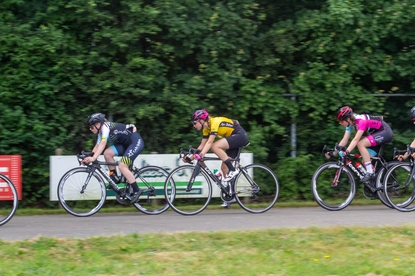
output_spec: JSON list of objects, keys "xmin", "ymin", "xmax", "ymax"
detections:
[
  {"xmin": 1, "ymin": 0, "xmax": 415, "ymax": 204},
  {"xmin": 275, "ymin": 154, "xmax": 319, "ymax": 201}
]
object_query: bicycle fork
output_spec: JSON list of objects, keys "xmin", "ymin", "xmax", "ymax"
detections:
[
  {"xmin": 80, "ymin": 168, "xmax": 98, "ymax": 194},
  {"xmin": 331, "ymin": 166, "xmax": 344, "ymax": 187},
  {"xmin": 186, "ymin": 165, "xmax": 200, "ymax": 192}
]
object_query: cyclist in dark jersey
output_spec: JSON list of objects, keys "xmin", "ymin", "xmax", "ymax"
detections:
[
  {"xmin": 396, "ymin": 106, "xmax": 415, "ymax": 161},
  {"xmin": 83, "ymin": 113, "xmax": 145, "ymax": 203},
  {"xmin": 190, "ymin": 109, "xmax": 249, "ymax": 183},
  {"xmin": 331, "ymin": 106, "xmax": 393, "ymax": 183}
]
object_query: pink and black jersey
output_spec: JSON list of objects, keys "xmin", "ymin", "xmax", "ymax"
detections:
[{"xmin": 354, "ymin": 114, "xmax": 383, "ymax": 134}]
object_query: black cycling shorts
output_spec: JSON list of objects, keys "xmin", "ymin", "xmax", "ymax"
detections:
[{"xmin": 225, "ymin": 125, "xmax": 249, "ymax": 158}]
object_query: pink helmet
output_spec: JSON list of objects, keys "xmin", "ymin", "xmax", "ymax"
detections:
[{"xmin": 191, "ymin": 109, "xmax": 209, "ymax": 122}]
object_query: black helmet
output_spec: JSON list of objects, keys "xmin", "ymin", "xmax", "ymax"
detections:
[
  {"xmin": 336, "ymin": 106, "xmax": 353, "ymax": 121},
  {"xmin": 86, "ymin": 113, "xmax": 106, "ymax": 126},
  {"xmin": 410, "ymin": 106, "xmax": 415, "ymax": 120}
]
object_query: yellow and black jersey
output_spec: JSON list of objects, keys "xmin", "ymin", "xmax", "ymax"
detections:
[{"xmin": 202, "ymin": 117, "xmax": 237, "ymax": 138}]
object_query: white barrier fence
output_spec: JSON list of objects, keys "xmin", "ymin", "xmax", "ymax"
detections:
[{"xmin": 49, "ymin": 153, "xmax": 253, "ymax": 201}]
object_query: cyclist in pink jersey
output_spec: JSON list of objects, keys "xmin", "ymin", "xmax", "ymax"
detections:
[{"xmin": 330, "ymin": 106, "xmax": 393, "ymax": 183}]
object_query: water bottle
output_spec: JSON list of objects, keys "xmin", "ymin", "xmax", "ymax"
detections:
[
  {"xmin": 213, "ymin": 169, "xmax": 222, "ymax": 181},
  {"xmin": 355, "ymin": 161, "xmax": 366, "ymax": 175}
]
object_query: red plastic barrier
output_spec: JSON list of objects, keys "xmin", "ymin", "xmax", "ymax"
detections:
[{"xmin": 0, "ymin": 155, "xmax": 22, "ymax": 200}]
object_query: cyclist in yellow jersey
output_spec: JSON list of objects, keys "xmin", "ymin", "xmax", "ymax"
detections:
[{"xmin": 190, "ymin": 109, "xmax": 249, "ymax": 183}]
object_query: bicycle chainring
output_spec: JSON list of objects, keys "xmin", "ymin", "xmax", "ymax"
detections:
[
  {"xmin": 115, "ymin": 188, "xmax": 129, "ymax": 205},
  {"xmin": 220, "ymin": 191, "xmax": 234, "ymax": 202},
  {"xmin": 362, "ymin": 185, "xmax": 378, "ymax": 200}
]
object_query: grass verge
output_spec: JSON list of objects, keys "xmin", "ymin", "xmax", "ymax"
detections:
[{"xmin": 1, "ymin": 226, "xmax": 414, "ymax": 275}]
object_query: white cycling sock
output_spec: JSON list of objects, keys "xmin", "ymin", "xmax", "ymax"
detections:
[{"xmin": 365, "ymin": 162, "xmax": 373, "ymax": 174}]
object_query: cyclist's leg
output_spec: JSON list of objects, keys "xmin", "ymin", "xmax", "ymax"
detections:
[
  {"xmin": 357, "ymin": 138, "xmax": 374, "ymax": 174},
  {"xmin": 361, "ymin": 122, "xmax": 393, "ymax": 181},
  {"xmin": 223, "ymin": 130, "xmax": 249, "ymax": 178},
  {"xmin": 105, "ymin": 145, "xmax": 123, "ymax": 181},
  {"xmin": 119, "ymin": 133, "xmax": 144, "ymax": 202},
  {"xmin": 211, "ymin": 139, "xmax": 231, "ymax": 174},
  {"xmin": 214, "ymin": 130, "xmax": 249, "ymax": 207},
  {"xmin": 213, "ymin": 128, "xmax": 248, "ymax": 168}
]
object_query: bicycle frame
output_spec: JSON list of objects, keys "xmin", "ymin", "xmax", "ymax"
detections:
[
  {"xmin": 75, "ymin": 152, "xmax": 142, "ymax": 202},
  {"xmin": 180, "ymin": 147, "xmax": 243, "ymax": 196},
  {"xmin": 186, "ymin": 157, "xmax": 230, "ymax": 194},
  {"xmin": 85, "ymin": 163, "xmax": 123, "ymax": 191},
  {"xmin": 79, "ymin": 153, "xmax": 160, "ymax": 201},
  {"xmin": 326, "ymin": 144, "xmax": 389, "ymax": 191}
]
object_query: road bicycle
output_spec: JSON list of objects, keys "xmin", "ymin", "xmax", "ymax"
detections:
[
  {"xmin": 382, "ymin": 145, "xmax": 415, "ymax": 212},
  {"xmin": 0, "ymin": 174, "xmax": 18, "ymax": 226},
  {"xmin": 311, "ymin": 144, "xmax": 398, "ymax": 211},
  {"xmin": 57, "ymin": 151, "xmax": 170, "ymax": 217},
  {"xmin": 164, "ymin": 146, "xmax": 279, "ymax": 215}
]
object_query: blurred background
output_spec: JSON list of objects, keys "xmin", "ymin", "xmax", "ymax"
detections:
[{"xmin": 1, "ymin": 0, "xmax": 414, "ymax": 206}]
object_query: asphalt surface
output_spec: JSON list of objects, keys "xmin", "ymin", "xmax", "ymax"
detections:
[{"xmin": 1, "ymin": 205, "xmax": 415, "ymax": 241}]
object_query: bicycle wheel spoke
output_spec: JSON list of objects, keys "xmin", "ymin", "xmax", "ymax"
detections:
[
  {"xmin": 384, "ymin": 164, "xmax": 415, "ymax": 211},
  {"xmin": 133, "ymin": 166, "xmax": 170, "ymax": 215},
  {"xmin": 234, "ymin": 164, "xmax": 279, "ymax": 213},
  {"xmin": 57, "ymin": 168, "xmax": 106, "ymax": 217},
  {"xmin": 0, "ymin": 175, "xmax": 18, "ymax": 226},
  {"xmin": 311, "ymin": 162, "xmax": 355, "ymax": 211},
  {"xmin": 164, "ymin": 165, "xmax": 211, "ymax": 215}
]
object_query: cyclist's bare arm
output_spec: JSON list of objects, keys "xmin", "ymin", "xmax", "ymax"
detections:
[
  {"xmin": 82, "ymin": 141, "xmax": 107, "ymax": 164},
  {"xmin": 397, "ymin": 139, "xmax": 415, "ymax": 161},
  {"xmin": 326, "ymin": 131, "xmax": 351, "ymax": 159},
  {"xmin": 200, "ymin": 135, "xmax": 215, "ymax": 155},
  {"xmin": 345, "ymin": 130, "xmax": 364, "ymax": 153}
]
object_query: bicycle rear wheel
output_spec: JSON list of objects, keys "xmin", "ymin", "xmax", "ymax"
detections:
[
  {"xmin": 383, "ymin": 163, "xmax": 415, "ymax": 212},
  {"xmin": 375, "ymin": 161, "xmax": 401, "ymax": 208},
  {"xmin": 311, "ymin": 162, "xmax": 356, "ymax": 211},
  {"xmin": 0, "ymin": 174, "xmax": 18, "ymax": 226},
  {"xmin": 57, "ymin": 167, "xmax": 107, "ymax": 217},
  {"xmin": 133, "ymin": 166, "xmax": 170, "ymax": 215},
  {"xmin": 164, "ymin": 165, "xmax": 212, "ymax": 215},
  {"xmin": 234, "ymin": 164, "xmax": 279, "ymax": 213}
]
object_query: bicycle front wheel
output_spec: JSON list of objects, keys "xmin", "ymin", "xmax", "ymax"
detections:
[
  {"xmin": 0, "ymin": 174, "xmax": 18, "ymax": 226},
  {"xmin": 311, "ymin": 162, "xmax": 356, "ymax": 211},
  {"xmin": 383, "ymin": 163, "xmax": 415, "ymax": 212},
  {"xmin": 133, "ymin": 166, "xmax": 170, "ymax": 215},
  {"xmin": 234, "ymin": 164, "xmax": 279, "ymax": 213},
  {"xmin": 57, "ymin": 167, "xmax": 107, "ymax": 217},
  {"xmin": 164, "ymin": 165, "xmax": 212, "ymax": 215}
]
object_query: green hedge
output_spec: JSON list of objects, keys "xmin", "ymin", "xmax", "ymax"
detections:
[{"xmin": 1, "ymin": 0, "xmax": 415, "ymax": 205}]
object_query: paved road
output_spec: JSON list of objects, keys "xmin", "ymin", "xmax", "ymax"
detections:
[{"xmin": 1, "ymin": 205, "xmax": 415, "ymax": 241}]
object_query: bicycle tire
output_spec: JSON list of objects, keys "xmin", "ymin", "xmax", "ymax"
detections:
[
  {"xmin": 164, "ymin": 164, "xmax": 212, "ymax": 215},
  {"xmin": 233, "ymin": 164, "xmax": 279, "ymax": 213},
  {"xmin": 374, "ymin": 161, "xmax": 401, "ymax": 208},
  {"xmin": 0, "ymin": 174, "xmax": 18, "ymax": 226},
  {"xmin": 133, "ymin": 166, "xmax": 170, "ymax": 215},
  {"xmin": 311, "ymin": 162, "xmax": 356, "ymax": 211},
  {"xmin": 57, "ymin": 167, "xmax": 107, "ymax": 217},
  {"xmin": 382, "ymin": 163, "xmax": 415, "ymax": 212}
]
